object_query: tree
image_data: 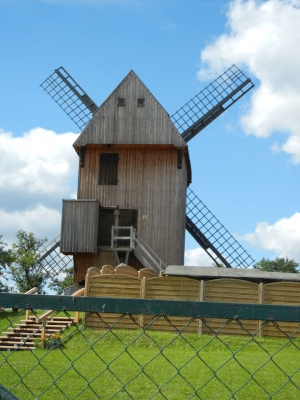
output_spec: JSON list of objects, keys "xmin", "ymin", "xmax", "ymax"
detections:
[
  {"xmin": 254, "ymin": 257, "xmax": 299, "ymax": 273},
  {"xmin": 212, "ymin": 262, "xmax": 225, "ymax": 268},
  {"xmin": 8, "ymin": 231, "xmax": 47, "ymax": 293},
  {"xmin": 0, "ymin": 236, "xmax": 11, "ymax": 292},
  {"xmin": 48, "ymin": 267, "xmax": 73, "ymax": 295}
]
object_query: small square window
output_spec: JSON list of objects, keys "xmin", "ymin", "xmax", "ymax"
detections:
[
  {"xmin": 137, "ymin": 98, "xmax": 145, "ymax": 107},
  {"xmin": 117, "ymin": 98, "xmax": 125, "ymax": 106}
]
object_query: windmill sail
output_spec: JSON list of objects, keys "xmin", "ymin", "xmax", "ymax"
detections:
[
  {"xmin": 186, "ymin": 188, "xmax": 254, "ymax": 268},
  {"xmin": 40, "ymin": 66, "xmax": 98, "ymax": 131},
  {"xmin": 170, "ymin": 65, "xmax": 255, "ymax": 267},
  {"xmin": 171, "ymin": 65, "xmax": 254, "ymax": 143},
  {"xmin": 38, "ymin": 235, "xmax": 73, "ymax": 280}
]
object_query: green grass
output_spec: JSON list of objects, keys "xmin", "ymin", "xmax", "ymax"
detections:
[
  {"xmin": 1, "ymin": 313, "xmax": 300, "ymax": 399},
  {"xmin": 0, "ymin": 309, "xmax": 26, "ymax": 332}
]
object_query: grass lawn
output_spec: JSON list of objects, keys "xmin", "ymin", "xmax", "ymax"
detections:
[{"xmin": 1, "ymin": 312, "xmax": 300, "ymax": 399}]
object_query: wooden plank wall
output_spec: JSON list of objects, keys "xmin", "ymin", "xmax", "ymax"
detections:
[
  {"xmin": 61, "ymin": 200, "xmax": 99, "ymax": 254},
  {"xmin": 85, "ymin": 274, "xmax": 141, "ymax": 330},
  {"xmin": 74, "ymin": 254, "xmax": 96, "ymax": 284},
  {"xmin": 77, "ymin": 146, "xmax": 187, "ymax": 266},
  {"xmin": 84, "ymin": 269, "xmax": 300, "ymax": 337},
  {"xmin": 263, "ymin": 282, "xmax": 300, "ymax": 337},
  {"xmin": 74, "ymin": 71, "xmax": 186, "ymax": 148},
  {"xmin": 203, "ymin": 279, "xmax": 259, "ymax": 336},
  {"xmin": 143, "ymin": 276, "xmax": 200, "ymax": 333}
]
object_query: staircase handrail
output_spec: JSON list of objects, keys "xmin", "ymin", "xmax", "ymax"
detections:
[
  {"xmin": 133, "ymin": 232, "xmax": 167, "ymax": 273},
  {"xmin": 73, "ymin": 288, "xmax": 85, "ymax": 323},
  {"xmin": 25, "ymin": 287, "xmax": 38, "ymax": 295},
  {"xmin": 37, "ymin": 288, "xmax": 85, "ymax": 322},
  {"xmin": 39, "ymin": 287, "xmax": 85, "ymax": 344},
  {"xmin": 24, "ymin": 287, "xmax": 38, "ymax": 320},
  {"xmin": 111, "ymin": 226, "xmax": 167, "ymax": 273}
]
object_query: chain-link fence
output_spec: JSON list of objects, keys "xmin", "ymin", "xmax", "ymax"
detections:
[{"xmin": 1, "ymin": 293, "xmax": 300, "ymax": 399}]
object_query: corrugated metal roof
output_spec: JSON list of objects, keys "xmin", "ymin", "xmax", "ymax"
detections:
[{"xmin": 164, "ymin": 265, "xmax": 300, "ymax": 282}]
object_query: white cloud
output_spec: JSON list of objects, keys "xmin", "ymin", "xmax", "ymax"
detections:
[
  {"xmin": 243, "ymin": 212, "xmax": 300, "ymax": 261},
  {"xmin": 197, "ymin": 0, "xmax": 300, "ymax": 163},
  {"xmin": 0, "ymin": 128, "xmax": 78, "ymax": 194},
  {"xmin": 0, "ymin": 128, "xmax": 78, "ymax": 244},
  {"xmin": 0, "ymin": 205, "xmax": 61, "ymax": 246},
  {"xmin": 184, "ymin": 247, "xmax": 213, "ymax": 266}
]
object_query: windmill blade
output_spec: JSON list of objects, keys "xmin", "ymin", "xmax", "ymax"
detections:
[
  {"xmin": 186, "ymin": 188, "xmax": 255, "ymax": 268},
  {"xmin": 171, "ymin": 65, "xmax": 254, "ymax": 143},
  {"xmin": 38, "ymin": 234, "xmax": 73, "ymax": 280},
  {"xmin": 40, "ymin": 66, "xmax": 98, "ymax": 130}
]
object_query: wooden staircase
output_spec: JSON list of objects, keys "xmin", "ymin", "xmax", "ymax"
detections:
[
  {"xmin": 0, "ymin": 315, "xmax": 76, "ymax": 351},
  {"xmin": 0, "ymin": 287, "xmax": 84, "ymax": 351}
]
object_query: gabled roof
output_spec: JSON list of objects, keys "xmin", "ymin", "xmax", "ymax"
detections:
[{"xmin": 73, "ymin": 70, "xmax": 188, "ymax": 149}]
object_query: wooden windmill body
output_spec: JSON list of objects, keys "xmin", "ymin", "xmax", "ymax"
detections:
[
  {"xmin": 59, "ymin": 71, "xmax": 191, "ymax": 285},
  {"xmin": 41, "ymin": 65, "xmax": 255, "ymax": 288}
]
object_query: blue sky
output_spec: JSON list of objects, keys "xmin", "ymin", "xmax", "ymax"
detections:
[{"xmin": 1, "ymin": 0, "xmax": 300, "ymax": 267}]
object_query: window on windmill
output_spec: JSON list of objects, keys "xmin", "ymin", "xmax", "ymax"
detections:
[
  {"xmin": 99, "ymin": 153, "xmax": 119, "ymax": 185},
  {"xmin": 117, "ymin": 98, "xmax": 125, "ymax": 106},
  {"xmin": 137, "ymin": 98, "xmax": 145, "ymax": 107}
]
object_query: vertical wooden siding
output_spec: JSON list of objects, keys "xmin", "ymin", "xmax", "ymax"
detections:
[
  {"xmin": 61, "ymin": 200, "xmax": 99, "ymax": 254},
  {"xmin": 74, "ymin": 71, "xmax": 186, "ymax": 148},
  {"xmin": 77, "ymin": 146, "xmax": 187, "ymax": 266},
  {"xmin": 74, "ymin": 254, "xmax": 97, "ymax": 284}
]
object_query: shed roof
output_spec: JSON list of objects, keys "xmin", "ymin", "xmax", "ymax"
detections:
[
  {"xmin": 164, "ymin": 265, "xmax": 300, "ymax": 283},
  {"xmin": 74, "ymin": 70, "xmax": 188, "ymax": 149}
]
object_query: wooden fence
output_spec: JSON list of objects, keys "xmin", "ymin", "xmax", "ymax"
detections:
[{"xmin": 84, "ymin": 266, "xmax": 300, "ymax": 336}]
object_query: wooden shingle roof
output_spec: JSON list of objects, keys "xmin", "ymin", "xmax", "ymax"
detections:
[{"xmin": 73, "ymin": 70, "xmax": 188, "ymax": 149}]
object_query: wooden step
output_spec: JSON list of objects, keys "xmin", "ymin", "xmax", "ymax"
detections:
[
  {"xmin": 0, "ymin": 316, "xmax": 76, "ymax": 351},
  {"xmin": 0, "ymin": 340, "xmax": 35, "ymax": 346},
  {"xmin": 0, "ymin": 344, "xmax": 35, "ymax": 350},
  {"xmin": 21, "ymin": 319, "xmax": 41, "ymax": 323},
  {"xmin": 10, "ymin": 325, "xmax": 66, "ymax": 332},
  {"xmin": 22, "ymin": 319, "xmax": 73, "ymax": 325},
  {"xmin": 13, "ymin": 325, "xmax": 41, "ymax": 329},
  {"xmin": 2, "ymin": 331, "xmax": 48, "ymax": 337},
  {"xmin": 0, "ymin": 333, "xmax": 35, "ymax": 339},
  {"xmin": 13, "ymin": 324, "xmax": 68, "ymax": 331},
  {"xmin": 0, "ymin": 336, "xmax": 35, "ymax": 342},
  {"xmin": 27, "ymin": 317, "xmax": 75, "ymax": 323}
]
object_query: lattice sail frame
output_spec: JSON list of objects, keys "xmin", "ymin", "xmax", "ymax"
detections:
[
  {"xmin": 186, "ymin": 188, "xmax": 255, "ymax": 268},
  {"xmin": 38, "ymin": 235, "xmax": 73, "ymax": 280},
  {"xmin": 40, "ymin": 66, "xmax": 98, "ymax": 131},
  {"xmin": 171, "ymin": 65, "xmax": 254, "ymax": 143}
]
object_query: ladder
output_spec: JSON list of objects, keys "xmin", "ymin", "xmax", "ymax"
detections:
[{"xmin": 111, "ymin": 226, "xmax": 167, "ymax": 272}]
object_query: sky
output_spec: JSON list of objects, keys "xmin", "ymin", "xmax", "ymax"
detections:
[{"xmin": 0, "ymin": 0, "xmax": 300, "ymax": 268}]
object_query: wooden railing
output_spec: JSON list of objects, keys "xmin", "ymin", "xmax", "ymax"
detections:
[
  {"xmin": 24, "ymin": 287, "xmax": 38, "ymax": 320},
  {"xmin": 21, "ymin": 287, "xmax": 85, "ymax": 347},
  {"xmin": 39, "ymin": 287, "xmax": 85, "ymax": 345},
  {"xmin": 134, "ymin": 234, "xmax": 167, "ymax": 273},
  {"xmin": 73, "ymin": 287, "xmax": 85, "ymax": 324},
  {"xmin": 111, "ymin": 226, "xmax": 167, "ymax": 273}
]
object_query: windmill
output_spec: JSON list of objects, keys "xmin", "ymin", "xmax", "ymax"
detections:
[{"xmin": 40, "ymin": 65, "xmax": 255, "ymax": 284}]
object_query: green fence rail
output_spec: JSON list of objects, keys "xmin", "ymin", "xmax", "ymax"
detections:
[{"xmin": 1, "ymin": 293, "xmax": 300, "ymax": 399}]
